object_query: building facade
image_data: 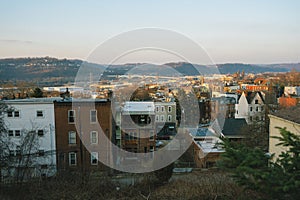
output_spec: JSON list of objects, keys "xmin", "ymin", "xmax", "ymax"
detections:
[
  {"xmin": 54, "ymin": 99, "xmax": 112, "ymax": 173},
  {"xmin": 1, "ymin": 98, "xmax": 58, "ymax": 181},
  {"xmin": 120, "ymin": 102, "xmax": 156, "ymax": 154},
  {"xmin": 269, "ymin": 106, "xmax": 300, "ymax": 160},
  {"xmin": 235, "ymin": 91, "xmax": 265, "ymax": 124},
  {"xmin": 154, "ymin": 102, "xmax": 176, "ymax": 139}
]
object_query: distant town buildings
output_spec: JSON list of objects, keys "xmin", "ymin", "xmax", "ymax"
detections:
[{"xmin": 2, "ymin": 68, "xmax": 300, "ymax": 180}]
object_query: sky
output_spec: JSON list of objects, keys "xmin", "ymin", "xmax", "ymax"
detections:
[{"xmin": 0, "ymin": 0, "xmax": 300, "ymax": 64}]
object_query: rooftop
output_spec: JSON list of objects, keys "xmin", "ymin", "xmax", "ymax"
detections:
[
  {"xmin": 194, "ymin": 137, "xmax": 224, "ymax": 153},
  {"xmin": 222, "ymin": 118, "xmax": 247, "ymax": 137},
  {"xmin": 270, "ymin": 105, "xmax": 300, "ymax": 124},
  {"xmin": 122, "ymin": 101, "xmax": 155, "ymax": 114},
  {"xmin": 3, "ymin": 97, "xmax": 61, "ymax": 104}
]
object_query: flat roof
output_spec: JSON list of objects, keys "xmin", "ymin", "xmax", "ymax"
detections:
[
  {"xmin": 194, "ymin": 137, "xmax": 224, "ymax": 153},
  {"xmin": 122, "ymin": 101, "xmax": 155, "ymax": 114},
  {"xmin": 3, "ymin": 97, "xmax": 61, "ymax": 104}
]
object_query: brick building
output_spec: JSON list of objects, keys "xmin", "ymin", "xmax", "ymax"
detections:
[{"xmin": 54, "ymin": 99, "xmax": 112, "ymax": 173}]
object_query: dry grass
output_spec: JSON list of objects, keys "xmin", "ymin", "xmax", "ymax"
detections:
[{"xmin": 0, "ymin": 170, "xmax": 264, "ymax": 200}]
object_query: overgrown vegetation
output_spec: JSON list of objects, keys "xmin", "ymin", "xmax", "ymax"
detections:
[
  {"xmin": 0, "ymin": 170, "xmax": 259, "ymax": 200},
  {"xmin": 218, "ymin": 127, "xmax": 300, "ymax": 200}
]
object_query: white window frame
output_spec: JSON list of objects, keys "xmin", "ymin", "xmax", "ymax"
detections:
[
  {"xmin": 8, "ymin": 110, "xmax": 20, "ymax": 118},
  {"xmin": 168, "ymin": 115, "xmax": 172, "ymax": 122},
  {"xmin": 68, "ymin": 131, "xmax": 76, "ymax": 145},
  {"xmin": 14, "ymin": 111, "xmax": 20, "ymax": 118},
  {"xmin": 168, "ymin": 106, "xmax": 172, "ymax": 112},
  {"xmin": 14, "ymin": 130, "xmax": 21, "ymax": 137},
  {"xmin": 8, "ymin": 130, "xmax": 14, "ymax": 137},
  {"xmin": 156, "ymin": 106, "xmax": 159, "ymax": 112},
  {"xmin": 160, "ymin": 115, "xmax": 165, "ymax": 122},
  {"xmin": 69, "ymin": 152, "xmax": 77, "ymax": 166},
  {"xmin": 90, "ymin": 131, "xmax": 98, "ymax": 144},
  {"xmin": 37, "ymin": 129, "xmax": 44, "ymax": 136},
  {"xmin": 90, "ymin": 110, "xmax": 97, "ymax": 123},
  {"xmin": 155, "ymin": 115, "xmax": 159, "ymax": 122},
  {"xmin": 161, "ymin": 106, "xmax": 165, "ymax": 112},
  {"xmin": 90, "ymin": 152, "xmax": 98, "ymax": 165},
  {"xmin": 7, "ymin": 111, "xmax": 13, "ymax": 118}
]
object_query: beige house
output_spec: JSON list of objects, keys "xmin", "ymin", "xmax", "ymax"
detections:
[{"xmin": 269, "ymin": 106, "xmax": 300, "ymax": 160}]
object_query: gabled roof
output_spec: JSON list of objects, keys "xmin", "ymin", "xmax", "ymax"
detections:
[
  {"xmin": 222, "ymin": 118, "xmax": 247, "ymax": 137},
  {"xmin": 238, "ymin": 91, "xmax": 265, "ymax": 104}
]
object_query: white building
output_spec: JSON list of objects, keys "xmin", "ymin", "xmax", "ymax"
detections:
[
  {"xmin": 284, "ymin": 86, "xmax": 300, "ymax": 96},
  {"xmin": 235, "ymin": 91, "xmax": 265, "ymax": 124},
  {"xmin": 154, "ymin": 102, "xmax": 177, "ymax": 137},
  {"xmin": 1, "ymin": 97, "xmax": 59, "ymax": 181}
]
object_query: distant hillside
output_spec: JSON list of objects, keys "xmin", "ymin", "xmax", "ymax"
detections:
[
  {"xmin": 0, "ymin": 57, "xmax": 81, "ymax": 81},
  {"xmin": 0, "ymin": 57, "xmax": 299, "ymax": 84},
  {"xmin": 0, "ymin": 57, "xmax": 106, "ymax": 85},
  {"xmin": 217, "ymin": 63, "xmax": 290, "ymax": 74}
]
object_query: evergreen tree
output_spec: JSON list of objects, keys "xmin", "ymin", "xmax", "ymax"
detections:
[
  {"xmin": 218, "ymin": 128, "xmax": 300, "ymax": 199},
  {"xmin": 32, "ymin": 87, "xmax": 43, "ymax": 98}
]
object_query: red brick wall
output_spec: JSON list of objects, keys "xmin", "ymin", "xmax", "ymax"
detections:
[{"xmin": 54, "ymin": 100, "xmax": 112, "ymax": 172}]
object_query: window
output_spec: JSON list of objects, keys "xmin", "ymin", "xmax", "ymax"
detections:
[
  {"xmin": 155, "ymin": 115, "xmax": 159, "ymax": 122},
  {"xmin": 37, "ymin": 130, "xmax": 44, "ymax": 136},
  {"xmin": 36, "ymin": 110, "xmax": 44, "ymax": 117},
  {"xmin": 38, "ymin": 150, "xmax": 45, "ymax": 157},
  {"xmin": 90, "ymin": 110, "xmax": 97, "ymax": 123},
  {"xmin": 125, "ymin": 132, "xmax": 137, "ymax": 141},
  {"xmin": 261, "ymin": 106, "xmax": 264, "ymax": 111},
  {"xmin": 149, "ymin": 131, "xmax": 154, "ymax": 141},
  {"xmin": 91, "ymin": 152, "xmax": 98, "ymax": 165},
  {"xmin": 249, "ymin": 116, "xmax": 253, "ymax": 121},
  {"xmin": 168, "ymin": 106, "xmax": 172, "ymax": 112},
  {"xmin": 255, "ymin": 99, "xmax": 259, "ymax": 104},
  {"xmin": 68, "ymin": 110, "xmax": 75, "ymax": 123},
  {"xmin": 7, "ymin": 111, "xmax": 20, "ymax": 118},
  {"xmin": 8, "ymin": 130, "xmax": 14, "ymax": 137},
  {"xmin": 69, "ymin": 152, "xmax": 77, "ymax": 166},
  {"xmin": 160, "ymin": 115, "xmax": 165, "ymax": 122},
  {"xmin": 236, "ymin": 110, "xmax": 238, "ymax": 114},
  {"xmin": 90, "ymin": 131, "xmax": 98, "ymax": 144},
  {"xmin": 7, "ymin": 111, "xmax": 13, "ymax": 118},
  {"xmin": 14, "ymin": 111, "xmax": 20, "ymax": 117},
  {"xmin": 156, "ymin": 106, "xmax": 159, "ymax": 112},
  {"xmin": 68, "ymin": 131, "xmax": 76, "ymax": 144},
  {"xmin": 250, "ymin": 107, "xmax": 253, "ymax": 112},
  {"xmin": 161, "ymin": 106, "xmax": 165, "ymax": 112},
  {"xmin": 15, "ymin": 130, "xmax": 21, "ymax": 137},
  {"xmin": 168, "ymin": 115, "xmax": 172, "ymax": 122},
  {"xmin": 256, "ymin": 106, "xmax": 259, "ymax": 112}
]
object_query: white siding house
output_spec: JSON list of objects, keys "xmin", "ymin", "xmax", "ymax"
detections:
[
  {"xmin": 1, "ymin": 98, "xmax": 59, "ymax": 181},
  {"xmin": 235, "ymin": 91, "xmax": 265, "ymax": 124}
]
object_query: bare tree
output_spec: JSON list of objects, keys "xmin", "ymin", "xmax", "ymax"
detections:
[{"xmin": 1, "ymin": 105, "xmax": 55, "ymax": 183}]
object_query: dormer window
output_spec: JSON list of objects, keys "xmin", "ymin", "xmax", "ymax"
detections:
[{"xmin": 255, "ymin": 99, "xmax": 258, "ymax": 104}]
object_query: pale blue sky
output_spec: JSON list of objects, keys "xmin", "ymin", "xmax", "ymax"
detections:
[{"xmin": 0, "ymin": 0, "xmax": 299, "ymax": 64}]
